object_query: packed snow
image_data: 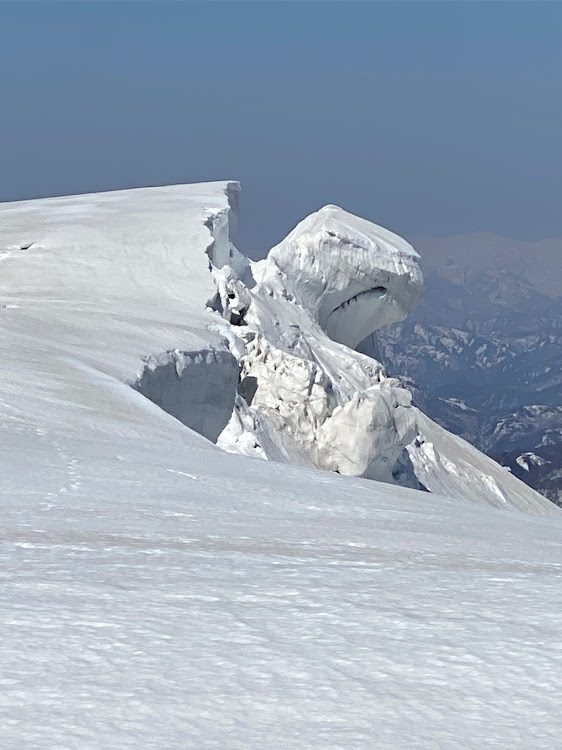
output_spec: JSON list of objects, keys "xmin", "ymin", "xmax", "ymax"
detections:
[{"xmin": 0, "ymin": 182, "xmax": 560, "ymax": 748}]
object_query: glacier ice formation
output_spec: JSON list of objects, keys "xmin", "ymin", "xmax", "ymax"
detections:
[{"xmin": 205, "ymin": 198, "xmax": 554, "ymax": 513}]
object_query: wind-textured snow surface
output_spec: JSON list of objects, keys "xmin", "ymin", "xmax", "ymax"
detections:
[{"xmin": 1, "ymin": 183, "xmax": 561, "ymax": 748}]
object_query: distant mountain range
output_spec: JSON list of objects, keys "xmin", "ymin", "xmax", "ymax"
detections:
[{"xmin": 378, "ymin": 233, "xmax": 562, "ymax": 506}]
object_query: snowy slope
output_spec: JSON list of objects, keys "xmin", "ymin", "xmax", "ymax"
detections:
[
  {"xmin": 377, "ymin": 249, "xmax": 562, "ymax": 506},
  {"xmin": 0, "ymin": 183, "xmax": 239, "ymax": 441},
  {"xmin": 2, "ymin": 428, "xmax": 561, "ymax": 749},
  {"xmin": 1, "ymin": 183, "xmax": 561, "ymax": 748}
]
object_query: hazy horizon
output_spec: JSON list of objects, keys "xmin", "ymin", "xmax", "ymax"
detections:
[{"xmin": 2, "ymin": 1, "xmax": 561, "ymax": 255}]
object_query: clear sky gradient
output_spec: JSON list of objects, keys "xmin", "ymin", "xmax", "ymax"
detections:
[{"xmin": 1, "ymin": 1, "xmax": 561, "ymax": 255}]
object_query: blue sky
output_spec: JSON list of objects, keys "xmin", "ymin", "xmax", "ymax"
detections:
[{"xmin": 1, "ymin": 1, "xmax": 561, "ymax": 254}]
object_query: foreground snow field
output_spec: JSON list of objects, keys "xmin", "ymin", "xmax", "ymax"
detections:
[{"xmin": 1, "ymin": 183, "xmax": 561, "ymax": 748}]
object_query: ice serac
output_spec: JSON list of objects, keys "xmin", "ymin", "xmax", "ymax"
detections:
[
  {"xmin": 214, "ymin": 205, "xmax": 422, "ymax": 483},
  {"xmin": 261, "ymin": 204, "xmax": 423, "ymax": 350},
  {"xmin": 215, "ymin": 203, "xmax": 556, "ymax": 513}
]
